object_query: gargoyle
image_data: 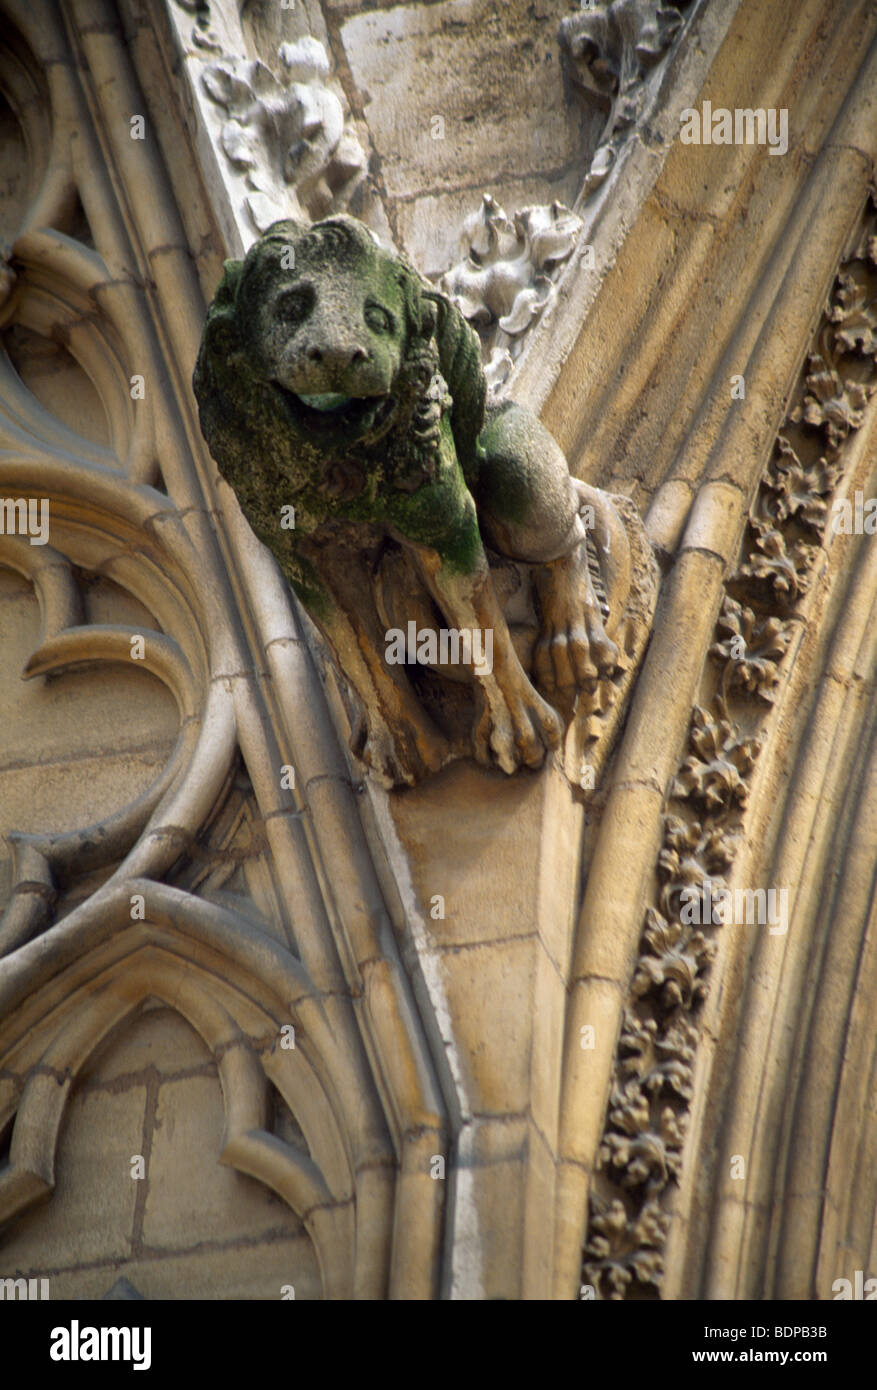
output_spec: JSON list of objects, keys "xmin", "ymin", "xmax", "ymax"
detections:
[{"xmin": 193, "ymin": 214, "xmax": 639, "ymax": 788}]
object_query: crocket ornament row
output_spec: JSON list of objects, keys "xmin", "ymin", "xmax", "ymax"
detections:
[{"xmin": 194, "ymin": 215, "xmax": 656, "ymax": 788}]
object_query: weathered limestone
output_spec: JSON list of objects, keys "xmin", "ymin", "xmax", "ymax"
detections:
[{"xmin": 1, "ymin": 0, "xmax": 876, "ymax": 1306}]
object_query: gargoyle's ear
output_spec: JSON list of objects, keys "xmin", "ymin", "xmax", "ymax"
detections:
[
  {"xmin": 213, "ymin": 258, "xmax": 243, "ymax": 309},
  {"xmin": 421, "ymin": 288, "xmax": 456, "ymax": 344},
  {"xmin": 260, "ymin": 218, "xmax": 309, "ymax": 242},
  {"xmin": 418, "ymin": 296, "xmax": 437, "ymax": 340}
]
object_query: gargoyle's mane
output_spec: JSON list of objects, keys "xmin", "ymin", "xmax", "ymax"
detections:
[
  {"xmin": 193, "ymin": 216, "xmax": 487, "ymax": 512},
  {"xmin": 255, "ymin": 217, "xmax": 371, "ymax": 276}
]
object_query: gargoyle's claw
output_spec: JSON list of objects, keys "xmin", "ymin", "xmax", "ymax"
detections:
[
  {"xmin": 533, "ymin": 538, "xmax": 619, "ymax": 699},
  {"xmin": 351, "ymin": 712, "xmax": 450, "ymax": 788},
  {"xmin": 473, "ymin": 679, "xmax": 562, "ymax": 775},
  {"xmin": 585, "ymin": 622, "xmax": 619, "ymax": 676},
  {"xmin": 527, "ymin": 692, "xmax": 563, "ymax": 757},
  {"xmin": 532, "ymin": 634, "xmax": 557, "ymax": 698},
  {"xmin": 568, "ymin": 623, "xmax": 600, "ymax": 686}
]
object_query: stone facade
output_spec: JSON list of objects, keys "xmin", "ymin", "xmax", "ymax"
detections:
[{"xmin": 0, "ymin": 0, "xmax": 876, "ymax": 1302}]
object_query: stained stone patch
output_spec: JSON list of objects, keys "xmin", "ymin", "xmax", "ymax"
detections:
[{"xmin": 339, "ymin": 0, "xmax": 590, "ymax": 199}]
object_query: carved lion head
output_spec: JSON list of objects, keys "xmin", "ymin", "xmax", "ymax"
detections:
[
  {"xmin": 194, "ymin": 215, "xmax": 487, "ymax": 521},
  {"xmin": 197, "ymin": 216, "xmax": 439, "ymax": 448}
]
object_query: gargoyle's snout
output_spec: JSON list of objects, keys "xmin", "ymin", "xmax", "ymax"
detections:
[
  {"xmin": 279, "ymin": 335, "xmax": 388, "ymax": 399},
  {"xmin": 305, "ymin": 342, "xmax": 369, "ymax": 370}
]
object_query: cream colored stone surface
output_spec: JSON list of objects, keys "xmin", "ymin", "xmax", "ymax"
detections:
[
  {"xmin": 1, "ymin": 0, "xmax": 876, "ymax": 1307},
  {"xmin": 338, "ymin": 0, "xmax": 590, "ymax": 200},
  {"xmin": 144, "ymin": 1073, "xmax": 305, "ymax": 1248},
  {"xmin": 0, "ymin": 1087, "xmax": 146, "ymax": 1268},
  {"xmin": 0, "ymin": 591, "xmax": 177, "ymax": 767},
  {"xmin": 78, "ymin": 1005, "xmax": 214, "ymax": 1083},
  {"xmin": 0, "ymin": 1005, "xmax": 321, "ymax": 1299},
  {"xmin": 35, "ymin": 1236, "xmax": 321, "ymax": 1301}
]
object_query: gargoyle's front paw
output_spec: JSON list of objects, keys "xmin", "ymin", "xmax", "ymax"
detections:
[
  {"xmin": 473, "ymin": 678, "xmax": 563, "ymax": 775},
  {"xmin": 351, "ymin": 712, "xmax": 451, "ymax": 788},
  {"xmin": 533, "ymin": 546, "xmax": 619, "ymax": 707},
  {"xmin": 532, "ymin": 616, "xmax": 618, "ymax": 704}
]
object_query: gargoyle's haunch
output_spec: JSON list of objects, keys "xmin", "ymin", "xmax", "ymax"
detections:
[{"xmin": 194, "ymin": 215, "xmax": 633, "ymax": 787}]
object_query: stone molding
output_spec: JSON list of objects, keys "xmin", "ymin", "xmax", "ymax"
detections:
[
  {"xmin": 0, "ymin": 0, "xmax": 446, "ymax": 1299},
  {"xmin": 585, "ymin": 196, "xmax": 876, "ymax": 1287}
]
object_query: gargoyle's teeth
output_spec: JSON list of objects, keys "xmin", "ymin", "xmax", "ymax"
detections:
[{"xmin": 297, "ymin": 392, "xmax": 352, "ymax": 411}]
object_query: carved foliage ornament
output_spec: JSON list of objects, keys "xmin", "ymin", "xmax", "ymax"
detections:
[
  {"xmin": 583, "ymin": 194, "xmax": 877, "ymax": 1299},
  {"xmin": 199, "ymin": 35, "xmax": 367, "ymax": 231},
  {"xmin": 439, "ymin": 195, "xmax": 584, "ymax": 394},
  {"xmin": 560, "ymin": 0, "xmax": 695, "ymax": 199}
]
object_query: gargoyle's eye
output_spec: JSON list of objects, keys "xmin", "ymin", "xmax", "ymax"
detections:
[
  {"xmin": 277, "ymin": 284, "xmax": 314, "ymax": 325},
  {"xmin": 364, "ymin": 300, "xmax": 395, "ymax": 335}
]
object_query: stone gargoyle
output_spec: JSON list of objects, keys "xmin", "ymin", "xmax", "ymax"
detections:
[{"xmin": 194, "ymin": 215, "xmax": 653, "ymax": 788}]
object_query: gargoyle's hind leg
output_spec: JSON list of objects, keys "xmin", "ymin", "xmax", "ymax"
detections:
[
  {"xmin": 290, "ymin": 545, "xmax": 451, "ymax": 788},
  {"xmin": 475, "ymin": 401, "xmax": 623, "ymax": 707}
]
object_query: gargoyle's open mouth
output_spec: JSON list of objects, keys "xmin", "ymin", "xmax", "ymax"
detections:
[
  {"xmin": 273, "ymin": 380, "xmax": 394, "ymax": 435},
  {"xmin": 297, "ymin": 392, "xmax": 353, "ymax": 412}
]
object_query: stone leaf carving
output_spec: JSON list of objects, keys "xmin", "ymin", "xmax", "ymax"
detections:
[
  {"xmin": 735, "ymin": 516, "xmax": 814, "ymax": 606},
  {"xmin": 671, "ymin": 705, "xmax": 763, "ymax": 813},
  {"xmin": 193, "ymin": 215, "xmax": 656, "ymax": 789},
  {"xmin": 758, "ymin": 435, "xmax": 841, "ymax": 535},
  {"xmin": 585, "ymin": 1009, "xmax": 698, "ymax": 1296},
  {"xmin": 657, "ymin": 815, "xmax": 736, "ymax": 918},
  {"xmin": 584, "ymin": 1195, "xmax": 669, "ymax": 1298},
  {"xmin": 559, "ymin": 0, "xmax": 693, "ymax": 200},
  {"xmin": 439, "ymin": 194, "xmax": 584, "ymax": 393},
  {"xmin": 617, "ymin": 1010, "xmax": 698, "ymax": 1101},
  {"xmin": 201, "ymin": 37, "xmax": 367, "ymax": 231},
  {"xmin": 632, "ymin": 907, "xmax": 714, "ymax": 1011},
  {"xmin": 830, "ymin": 266, "xmax": 877, "ymax": 358},
  {"xmin": 599, "ymin": 1095, "xmax": 687, "ymax": 1191},
  {"xmin": 709, "ymin": 596, "xmax": 793, "ymax": 703},
  {"xmin": 789, "ymin": 351, "xmax": 872, "ymax": 449}
]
